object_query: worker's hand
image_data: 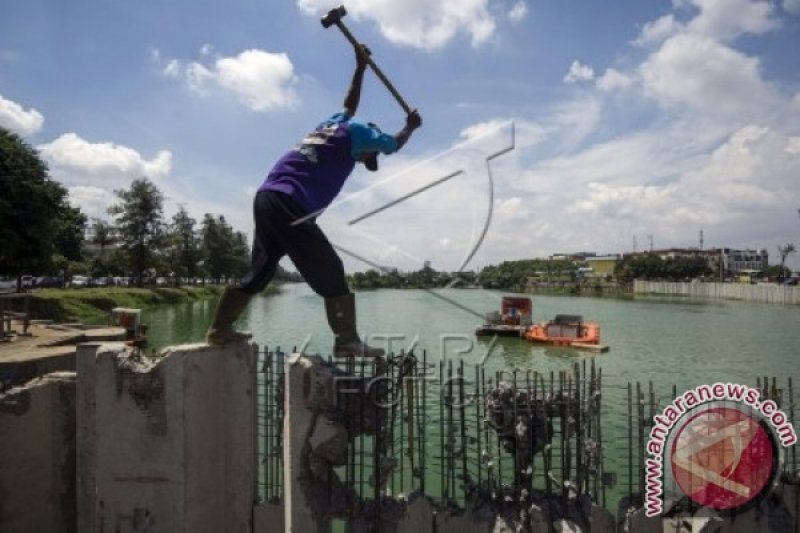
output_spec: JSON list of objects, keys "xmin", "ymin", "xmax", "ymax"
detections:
[
  {"xmin": 406, "ymin": 109, "xmax": 422, "ymax": 130},
  {"xmin": 354, "ymin": 44, "xmax": 371, "ymax": 71}
]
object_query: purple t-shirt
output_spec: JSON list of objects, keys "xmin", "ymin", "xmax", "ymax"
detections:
[{"xmin": 259, "ymin": 113, "xmax": 397, "ymax": 214}]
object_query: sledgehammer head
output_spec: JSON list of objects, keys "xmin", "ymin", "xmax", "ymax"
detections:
[{"xmin": 321, "ymin": 5, "xmax": 347, "ymax": 28}]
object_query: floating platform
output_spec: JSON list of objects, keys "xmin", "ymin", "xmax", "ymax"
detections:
[
  {"xmin": 474, "ymin": 324, "xmax": 525, "ymax": 337},
  {"xmin": 475, "ymin": 296, "xmax": 532, "ymax": 338}
]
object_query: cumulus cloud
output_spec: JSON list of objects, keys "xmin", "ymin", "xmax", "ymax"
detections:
[
  {"xmin": 67, "ymin": 186, "xmax": 117, "ymax": 220},
  {"xmin": 639, "ymin": 33, "xmax": 776, "ymax": 121},
  {"xmin": 785, "ymin": 0, "xmax": 800, "ymax": 14},
  {"xmin": 157, "ymin": 48, "xmax": 299, "ymax": 112},
  {"xmin": 596, "ymin": 69, "xmax": 635, "ymax": 92},
  {"xmin": 684, "ymin": 0, "xmax": 779, "ymax": 41},
  {"xmin": 634, "ymin": 15, "xmax": 682, "ymax": 47},
  {"xmin": 563, "ymin": 60, "xmax": 594, "ymax": 84},
  {"xmin": 787, "ymin": 137, "xmax": 800, "ymax": 156},
  {"xmin": 508, "ymin": 1, "xmax": 528, "ymax": 23},
  {"xmin": 38, "ymin": 133, "xmax": 172, "ymax": 185},
  {"xmin": 296, "ymin": 0, "xmax": 497, "ymax": 50},
  {"xmin": 0, "ymin": 94, "xmax": 44, "ymax": 136}
]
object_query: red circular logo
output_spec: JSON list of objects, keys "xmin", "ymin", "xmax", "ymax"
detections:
[{"xmin": 670, "ymin": 406, "xmax": 776, "ymax": 510}]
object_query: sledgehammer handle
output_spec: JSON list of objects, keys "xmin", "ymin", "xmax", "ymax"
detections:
[{"xmin": 332, "ymin": 20, "xmax": 412, "ymax": 114}]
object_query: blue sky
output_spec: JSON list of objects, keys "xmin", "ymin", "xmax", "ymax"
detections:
[{"xmin": 2, "ymin": 0, "xmax": 800, "ymax": 272}]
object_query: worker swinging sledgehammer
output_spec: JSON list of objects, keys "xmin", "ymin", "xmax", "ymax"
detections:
[{"xmin": 206, "ymin": 31, "xmax": 422, "ymax": 357}]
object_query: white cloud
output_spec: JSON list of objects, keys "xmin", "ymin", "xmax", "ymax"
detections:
[
  {"xmin": 785, "ymin": 137, "xmax": 800, "ymax": 156},
  {"xmin": 162, "ymin": 59, "xmax": 180, "ymax": 78},
  {"xmin": 634, "ymin": 15, "xmax": 682, "ymax": 47},
  {"xmin": 785, "ymin": 0, "xmax": 800, "ymax": 14},
  {"xmin": 458, "ymin": 118, "xmax": 514, "ymax": 143},
  {"xmin": 685, "ymin": 0, "xmax": 779, "ymax": 42},
  {"xmin": 508, "ymin": 1, "xmax": 528, "ymax": 23},
  {"xmin": 297, "ymin": 0, "xmax": 497, "ymax": 50},
  {"xmin": 158, "ymin": 48, "xmax": 299, "ymax": 112},
  {"xmin": 596, "ymin": 68, "xmax": 634, "ymax": 92},
  {"xmin": 38, "ymin": 133, "xmax": 172, "ymax": 185},
  {"xmin": 563, "ymin": 60, "xmax": 594, "ymax": 84},
  {"xmin": 0, "ymin": 94, "xmax": 44, "ymax": 136},
  {"xmin": 639, "ymin": 33, "xmax": 775, "ymax": 121},
  {"xmin": 213, "ymin": 50, "xmax": 298, "ymax": 111},
  {"xmin": 67, "ymin": 186, "xmax": 117, "ymax": 220}
]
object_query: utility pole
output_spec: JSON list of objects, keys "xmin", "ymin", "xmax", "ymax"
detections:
[
  {"xmin": 699, "ymin": 229, "xmax": 704, "ymax": 251},
  {"xmin": 648, "ymin": 234, "xmax": 654, "ymax": 252}
]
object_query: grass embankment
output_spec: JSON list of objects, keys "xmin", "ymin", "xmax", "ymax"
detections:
[{"xmin": 25, "ymin": 286, "xmax": 223, "ymax": 324}]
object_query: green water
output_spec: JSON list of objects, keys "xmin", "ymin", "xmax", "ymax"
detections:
[
  {"xmin": 141, "ymin": 284, "xmax": 800, "ymax": 508},
  {"xmin": 144, "ymin": 283, "xmax": 800, "ymax": 390}
]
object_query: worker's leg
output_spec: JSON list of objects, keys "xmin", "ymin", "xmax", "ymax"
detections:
[
  {"xmin": 274, "ymin": 196, "xmax": 383, "ymax": 358},
  {"xmin": 206, "ymin": 192, "xmax": 285, "ymax": 345}
]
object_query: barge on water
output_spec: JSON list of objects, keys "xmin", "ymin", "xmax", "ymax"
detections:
[
  {"xmin": 475, "ymin": 296, "xmax": 532, "ymax": 337},
  {"xmin": 523, "ymin": 314, "xmax": 609, "ymax": 353}
]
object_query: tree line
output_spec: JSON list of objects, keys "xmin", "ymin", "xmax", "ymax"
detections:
[{"xmin": 0, "ymin": 126, "xmax": 298, "ymax": 288}]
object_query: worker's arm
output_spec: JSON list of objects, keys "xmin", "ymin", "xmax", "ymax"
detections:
[
  {"xmin": 343, "ymin": 45, "xmax": 370, "ymax": 117},
  {"xmin": 393, "ymin": 110, "xmax": 422, "ymax": 151}
]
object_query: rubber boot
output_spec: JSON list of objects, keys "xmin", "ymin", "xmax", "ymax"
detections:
[
  {"xmin": 206, "ymin": 287, "xmax": 253, "ymax": 345},
  {"xmin": 324, "ymin": 293, "xmax": 384, "ymax": 358}
]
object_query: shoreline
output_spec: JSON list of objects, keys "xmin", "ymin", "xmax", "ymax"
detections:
[{"xmin": 4, "ymin": 286, "xmax": 223, "ymax": 324}]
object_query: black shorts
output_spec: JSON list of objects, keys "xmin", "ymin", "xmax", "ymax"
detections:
[{"xmin": 237, "ymin": 191, "xmax": 349, "ymax": 298}]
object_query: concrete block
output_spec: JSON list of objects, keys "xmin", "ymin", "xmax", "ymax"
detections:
[
  {"xmin": 394, "ymin": 496, "xmax": 435, "ymax": 533},
  {"xmin": 308, "ymin": 415, "xmax": 348, "ymax": 465},
  {"xmin": 77, "ymin": 341, "xmax": 257, "ymax": 533},
  {"xmin": 253, "ymin": 501, "xmax": 285, "ymax": 533},
  {"xmin": 283, "ymin": 354, "xmax": 331, "ymax": 533},
  {"xmin": 434, "ymin": 507, "xmax": 495, "ymax": 532},
  {"xmin": 0, "ymin": 371, "xmax": 77, "ymax": 533}
]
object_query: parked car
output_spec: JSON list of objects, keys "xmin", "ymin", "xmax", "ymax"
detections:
[
  {"xmin": 21, "ymin": 275, "xmax": 34, "ymax": 289},
  {"xmin": 0, "ymin": 277, "xmax": 16, "ymax": 292},
  {"xmin": 70, "ymin": 275, "xmax": 90, "ymax": 288},
  {"xmin": 35, "ymin": 276, "xmax": 63, "ymax": 288}
]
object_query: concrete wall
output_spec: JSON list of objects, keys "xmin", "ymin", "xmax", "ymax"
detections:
[
  {"xmin": 634, "ymin": 280, "xmax": 800, "ymax": 304},
  {"xmin": 76, "ymin": 341, "xmax": 257, "ymax": 533},
  {"xmin": 0, "ymin": 372, "xmax": 77, "ymax": 533}
]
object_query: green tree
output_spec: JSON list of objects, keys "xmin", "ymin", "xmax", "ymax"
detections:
[
  {"xmin": 0, "ymin": 127, "xmax": 84, "ymax": 285},
  {"xmin": 91, "ymin": 218, "xmax": 115, "ymax": 254},
  {"xmin": 168, "ymin": 206, "xmax": 200, "ymax": 284},
  {"xmin": 88, "ymin": 218, "xmax": 115, "ymax": 278},
  {"xmin": 200, "ymin": 214, "xmax": 250, "ymax": 283},
  {"xmin": 108, "ymin": 178, "xmax": 165, "ymax": 286}
]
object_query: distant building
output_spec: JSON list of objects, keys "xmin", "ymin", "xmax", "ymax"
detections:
[
  {"xmin": 551, "ymin": 252, "xmax": 597, "ymax": 261},
  {"xmin": 584, "ymin": 255, "xmax": 621, "ymax": 279},
  {"xmin": 720, "ymin": 248, "xmax": 768, "ymax": 278},
  {"xmin": 620, "ymin": 247, "xmax": 769, "ymax": 280}
]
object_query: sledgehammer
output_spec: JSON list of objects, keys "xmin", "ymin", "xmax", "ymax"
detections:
[{"xmin": 321, "ymin": 5, "xmax": 413, "ymax": 114}]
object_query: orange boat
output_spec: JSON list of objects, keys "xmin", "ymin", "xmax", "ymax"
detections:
[{"xmin": 523, "ymin": 314, "xmax": 608, "ymax": 352}]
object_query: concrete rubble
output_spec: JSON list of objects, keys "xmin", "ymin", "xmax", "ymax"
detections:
[{"xmin": 2, "ymin": 345, "xmax": 798, "ymax": 533}]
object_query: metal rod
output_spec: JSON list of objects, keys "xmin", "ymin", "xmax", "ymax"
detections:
[
  {"xmin": 439, "ymin": 359, "xmax": 446, "ymax": 502},
  {"xmin": 421, "ymin": 350, "xmax": 428, "ymax": 494},
  {"xmin": 628, "ymin": 382, "xmax": 633, "ymax": 499},
  {"xmin": 574, "ymin": 363, "xmax": 583, "ymax": 496},
  {"xmin": 637, "ymin": 381, "xmax": 645, "ymax": 499}
]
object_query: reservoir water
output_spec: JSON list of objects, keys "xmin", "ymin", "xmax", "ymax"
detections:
[
  {"xmin": 144, "ymin": 283, "xmax": 800, "ymax": 390},
  {"xmin": 141, "ymin": 283, "xmax": 800, "ymax": 508}
]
